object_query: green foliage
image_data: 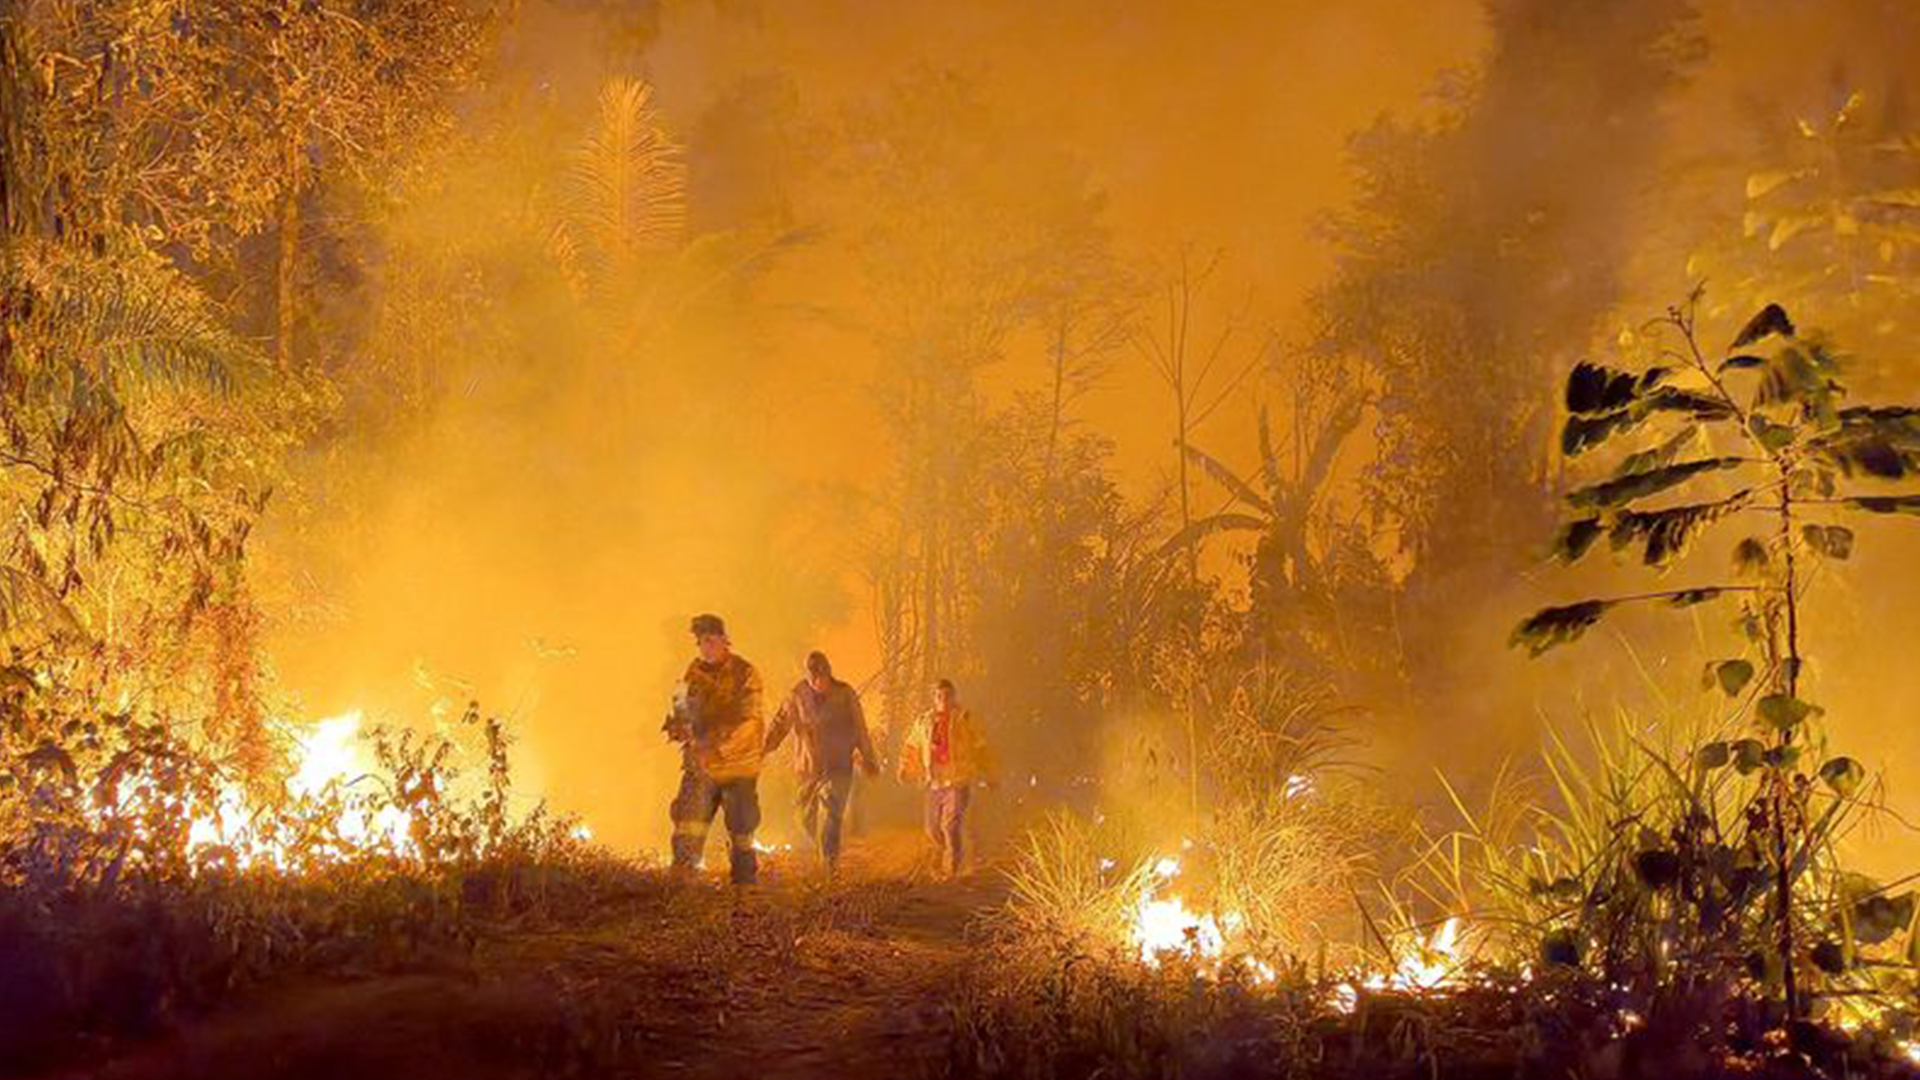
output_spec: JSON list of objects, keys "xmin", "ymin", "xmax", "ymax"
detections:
[
  {"xmin": 1709, "ymin": 659, "xmax": 1756, "ymax": 697},
  {"xmin": 1401, "ymin": 707, "xmax": 1919, "ymax": 1035},
  {"xmin": 1690, "ymin": 91, "xmax": 1920, "ymax": 376},
  {"xmin": 0, "ymin": 232, "xmax": 310, "ymax": 676},
  {"xmin": 1518, "ymin": 298, "xmax": 1920, "ymax": 653},
  {"xmin": 1565, "ymin": 456, "xmax": 1746, "ymax": 511},
  {"xmin": 1511, "ymin": 296, "xmax": 1920, "ymax": 1023},
  {"xmin": 1819, "ymin": 757, "xmax": 1866, "ymax": 799},
  {"xmin": 1510, "ymin": 600, "xmax": 1614, "ymax": 656},
  {"xmin": 1802, "ymin": 524, "xmax": 1855, "ymax": 559},
  {"xmin": 6, "ymin": 240, "xmax": 263, "ymax": 393},
  {"xmin": 1756, "ymin": 694, "xmax": 1817, "ymax": 732},
  {"xmin": 1848, "ymin": 494, "xmax": 1920, "ymax": 516}
]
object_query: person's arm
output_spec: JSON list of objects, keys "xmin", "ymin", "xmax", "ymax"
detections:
[
  {"xmin": 851, "ymin": 690, "xmax": 880, "ymax": 777},
  {"xmin": 897, "ymin": 716, "xmax": 925, "ymax": 784},
  {"xmin": 741, "ymin": 664, "xmax": 766, "ymax": 730},
  {"xmin": 764, "ymin": 687, "xmax": 794, "ymax": 755},
  {"xmin": 663, "ymin": 669, "xmax": 696, "ymax": 742}
]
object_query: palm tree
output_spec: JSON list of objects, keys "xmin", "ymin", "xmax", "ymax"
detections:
[
  {"xmin": 545, "ymin": 76, "xmax": 803, "ymax": 369},
  {"xmin": 550, "ymin": 77, "xmax": 688, "ymax": 296}
]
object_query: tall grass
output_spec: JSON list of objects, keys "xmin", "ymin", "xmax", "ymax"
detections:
[
  {"xmin": 1005, "ymin": 662, "xmax": 1382, "ymax": 971},
  {"xmin": 1003, "ymin": 810, "xmax": 1154, "ymax": 956},
  {"xmin": 1393, "ymin": 699, "xmax": 1917, "ymax": 1033},
  {"xmin": 1212, "ymin": 795, "xmax": 1377, "ymax": 962}
]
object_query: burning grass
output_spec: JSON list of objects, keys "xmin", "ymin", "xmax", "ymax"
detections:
[
  {"xmin": 969, "ymin": 686, "xmax": 1920, "ymax": 1079},
  {"xmin": 958, "ymin": 885, "xmax": 1920, "ymax": 1079},
  {"xmin": 0, "ymin": 674, "xmax": 642, "ymax": 1072}
]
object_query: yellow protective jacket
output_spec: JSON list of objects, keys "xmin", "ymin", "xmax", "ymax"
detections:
[
  {"xmin": 897, "ymin": 706, "xmax": 995, "ymax": 787},
  {"xmin": 681, "ymin": 654, "xmax": 766, "ymax": 781}
]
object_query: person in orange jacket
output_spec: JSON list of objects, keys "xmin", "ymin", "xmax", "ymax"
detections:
[
  {"xmin": 663, "ymin": 613, "xmax": 766, "ymax": 885},
  {"xmin": 897, "ymin": 678, "xmax": 995, "ymax": 879}
]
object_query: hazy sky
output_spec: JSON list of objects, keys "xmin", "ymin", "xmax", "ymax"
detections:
[{"xmin": 644, "ymin": 0, "xmax": 1488, "ymax": 485}]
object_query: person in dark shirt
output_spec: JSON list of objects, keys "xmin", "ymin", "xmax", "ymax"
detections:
[{"xmin": 764, "ymin": 651, "xmax": 879, "ymax": 872}]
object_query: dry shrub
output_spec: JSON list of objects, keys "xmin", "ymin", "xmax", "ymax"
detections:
[
  {"xmin": 1004, "ymin": 662, "xmax": 1387, "ymax": 975},
  {"xmin": 938, "ymin": 943, "xmax": 1328, "ymax": 1080},
  {"xmin": 1003, "ymin": 810, "xmax": 1154, "ymax": 956},
  {"xmin": 1210, "ymin": 791, "xmax": 1379, "ymax": 963}
]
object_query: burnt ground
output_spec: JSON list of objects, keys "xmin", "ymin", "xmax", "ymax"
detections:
[{"xmin": 42, "ymin": 834, "xmax": 1000, "ymax": 1080}]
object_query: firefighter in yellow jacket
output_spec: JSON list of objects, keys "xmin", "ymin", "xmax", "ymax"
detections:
[
  {"xmin": 664, "ymin": 613, "xmax": 766, "ymax": 884},
  {"xmin": 897, "ymin": 678, "xmax": 995, "ymax": 879}
]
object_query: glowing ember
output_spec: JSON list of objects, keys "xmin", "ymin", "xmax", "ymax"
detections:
[
  {"xmin": 1331, "ymin": 915, "xmax": 1471, "ymax": 1011},
  {"xmin": 1133, "ymin": 892, "xmax": 1225, "ymax": 964},
  {"xmin": 1392, "ymin": 916, "xmax": 1463, "ymax": 990},
  {"xmin": 1125, "ymin": 851, "xmax": 1258, "ymax": 975},
  {"xmin": 1116, "ymin": 851, "xmax": 1468, "ymax": 997}
]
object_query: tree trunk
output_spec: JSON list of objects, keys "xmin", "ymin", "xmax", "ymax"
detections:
[
  {"xmin": 1773, "ymin": 482, "xmax": 1802, "ymax": 1017},
  {"xmin": 1174, "ymin": 381, "xmax": 1195, "ymax": 582},
  {"xmin": 276, "ymin": 180, "xmax": 300, "ymax": 369},
  {"xmin": 920, "ymin": 504, "xmax": 941, "ymax": 688},
  {"xmin": 1044, "ymin": 324, "xmax": 1066, "ymax": 484},
  {"xmin": 873, "ymin": 562, "xmax": 909, "ymax": 753}
]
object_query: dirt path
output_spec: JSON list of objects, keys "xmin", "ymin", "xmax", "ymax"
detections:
[{"xmin": 53, "ymin": 841, "xmax": 1002, "ymax": 1080}]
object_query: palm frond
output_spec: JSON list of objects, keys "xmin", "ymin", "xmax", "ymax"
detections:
[
  {"xmin": 5, "ymin": 239, "xmax": 262, "ymax": 396},
  {"xmin": 1156, "ymin": 512, "xmax": 1267, "ymax": 557},
  {"xmin": 565, "ymin": 77, "xmax": 687, "ymax": 275},
  {"xmin": 1182, "ymin": 442, "xmax": 1273, "ymax": 515},
  {"xmin": 1300, "ymin": 389, "xmax": 1366, "ymax": 508},
  {"xmin": 1256, "ymin": 406, "xmax": 1283, "ymax": 496}
]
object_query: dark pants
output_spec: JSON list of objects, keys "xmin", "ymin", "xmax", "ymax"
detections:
[
  {"xmin": 798, "ymin": 771, "xmax": 854, "ymax": 868},
  {"xmin": 670, "ymin": 768, "xmax": 761, "ymax": 884},
  {"xmin": 924, "ymin": 784, "xmax": 971, "ymax": 876}
]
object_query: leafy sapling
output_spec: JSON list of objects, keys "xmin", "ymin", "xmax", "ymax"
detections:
[{"xmin": 1514, "ymin": 294, "xmax": 1920, "ymax": 1018}]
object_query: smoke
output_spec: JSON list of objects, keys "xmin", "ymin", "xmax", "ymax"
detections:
[
  {"xmin": 248, "ymin": 0, "xmax": 1920, "ymax": 864},
  {"xmin": 258, "ymin": 3, "xmax": 860, "ymax": 848}
]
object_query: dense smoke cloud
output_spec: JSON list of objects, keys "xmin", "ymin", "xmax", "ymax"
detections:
[
  {"xmin": 251, "ymin": 0, "xmax": 1920, "ymax": 866},
  {"xmin": 253, "ymin": 0, "xmax": 1490, "ymax": 847}
]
